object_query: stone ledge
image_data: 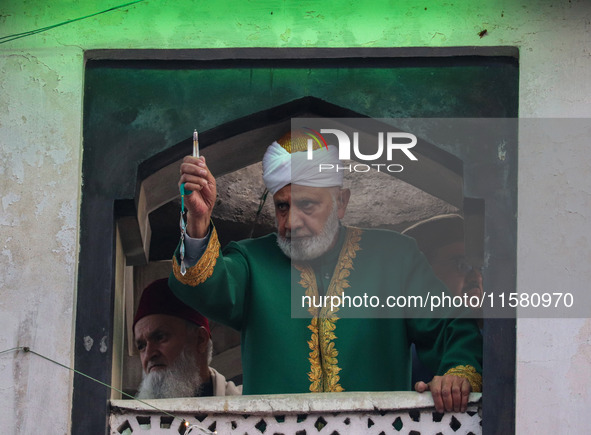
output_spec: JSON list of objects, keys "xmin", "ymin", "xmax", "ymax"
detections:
[{"xmin": 111, "ymin": 391, "xmax": 482, "ymax": 414}]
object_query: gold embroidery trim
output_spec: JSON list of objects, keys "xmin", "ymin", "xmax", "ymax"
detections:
[
  {"xmin": 297, "ymin": 227, "xmax": 363, "ymax": 393},
  {"xmin": 172, "ymin": 227, "xmax": 220, "ymax": 286},
  {"xmin": 306, "ymin": 317, "xmax": 322, "ymax": 392},
  {"xmin": 444, "ymin": 365, "xmax": 482, "ymax": 392}
]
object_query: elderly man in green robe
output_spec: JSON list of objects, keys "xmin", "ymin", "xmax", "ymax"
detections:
[{"xmin": 170, "ymin": 131, "xmax": 482, "ymax": 413}]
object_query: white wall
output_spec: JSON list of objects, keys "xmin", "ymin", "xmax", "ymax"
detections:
[
  {"xmin": 0, "ymin": 48, "xmax": 83, "ymax": 433},
  {"xmin": 0, "ymin": 1, "xmax": 589, "ymax": 433},
  {"xmin": 514, "ymin": 3, "xmax": 591, "ymax": 433}
]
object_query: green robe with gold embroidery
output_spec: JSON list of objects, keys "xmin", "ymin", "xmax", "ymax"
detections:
[{"xmin": 169, "ymin": 226, "xmax": 482, "ymax": 395}]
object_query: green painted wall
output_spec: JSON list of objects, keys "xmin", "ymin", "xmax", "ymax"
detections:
[{"xmin": 2, "ymin": 0, "xmax": 556, "ymax": 50}]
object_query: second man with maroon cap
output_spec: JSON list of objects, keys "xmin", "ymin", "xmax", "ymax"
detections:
[{"xmin": 133, "ymin": 278, "xmax": 241, "ymax": 399}]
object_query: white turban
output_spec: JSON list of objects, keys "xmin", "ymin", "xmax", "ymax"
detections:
[{"xmin": 262, "ymin": 141, "xmax": 343, "ymax": 195}]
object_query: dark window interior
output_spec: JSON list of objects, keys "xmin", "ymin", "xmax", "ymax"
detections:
[{"xmin": 75, "ymin": 48, "xmax": 518, "ymax": 435}]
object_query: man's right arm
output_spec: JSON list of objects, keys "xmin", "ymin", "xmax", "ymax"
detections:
[
  {"xmin": 170, "ymin": 156, "xmax": 246, "ymax": 330},
  {"xmin": 183, "ymin": 229, "xmax": 210, "ymax": 268},
  {"xmin": 179, "ymin": 155, "xmax": 217, "ymax": 238},
  {"xmin": 169, "ymin": 224, "xmax": 247, "ymax": 331}
]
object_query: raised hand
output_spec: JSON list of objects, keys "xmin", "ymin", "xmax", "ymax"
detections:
[{"xmin": 179, "ymin": 156, "xmax": 217, "ymax": 238}]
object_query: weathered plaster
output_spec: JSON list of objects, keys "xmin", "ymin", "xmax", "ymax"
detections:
[
  {"xmin": 568, "ymin": 319, "xmax": 591, "ymax": 400},
  {"xmin": 0, "ymin": 48, "xmax": 83, "ymax": 433},
  {"xmin": 517, "ymin": 318, "xmax": 591, "ymax": 433}
]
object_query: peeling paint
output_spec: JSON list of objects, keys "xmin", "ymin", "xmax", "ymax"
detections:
[
  {"xmin": 0, "ymin": 192, "xmax": 23, "ymax": 227},
  {"xmin": 0, "ymin": 236, "xmax": 16, "ymax": 289},
  {"xmin": 1, "ymin": 192, "xmax": 21, "ymax": 211},
  {"xmin": 497, "ymin": 140, "xmax": 507, "ymax": 161},
  {"xmin": 99, "ymin": 336, "xmax": 108, "ymax": 353},
  {"xmin": 14, "ymin": 313, "xmax": 35, "ymax": 432},
  {"xmin": 280, "ymin": 28, "xmax": 291, "ymax": 42},
  {"xmin": 567, "ymin": 319, "xmax": 591, "ymax": 399},
  {"xmin": 83, "ymin": 336, "xmax": 94, "ymax": 351},
  {"xmin": 50, "ymin": 199, "xmax": 78, "ymax": 272},
  {"xmin": 47, "ymin": 147, "xmax": 71, "ymax": 166},
  {"xmin": 1, "ymin": 248, "xmax": 13, "ymax": 263},
  {"xmin": 34, "ymin": 193, "xmax": 52, "ymax": 217}
]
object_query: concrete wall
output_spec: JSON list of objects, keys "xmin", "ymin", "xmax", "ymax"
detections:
[{"xmin": 0, "ymin": 0, "xmax": 589, "ymax": 433}]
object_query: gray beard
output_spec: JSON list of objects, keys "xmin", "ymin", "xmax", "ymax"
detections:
[
  {"xmin": 136, "ymin": 347, "xmax": 202, "ymax": 399},
  {"xmin": 276, "ymin": 204, "xmax": 340, "ymax": 261}
]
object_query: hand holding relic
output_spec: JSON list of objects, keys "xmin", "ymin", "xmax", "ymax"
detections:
[{"xmin": 179, "ymin": 156, "xmax": 217, "ymax": 238}]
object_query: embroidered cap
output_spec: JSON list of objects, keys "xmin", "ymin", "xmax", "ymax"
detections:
[
  {"xmin": 402, "ymin": 214, "xmax": 464, "ymax": 259},
  {"xmin": 262, "ymin": 130, "xmax": 343, "ymax": 195}
]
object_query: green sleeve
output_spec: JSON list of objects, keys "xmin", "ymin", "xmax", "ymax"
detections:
[
  {"xmin": 168, "ymin": 225, "xmax": 248, "ymax": 331},
  {"xmin": 402, "ymin": 237, "xmax": 483, "ymax": 390}
]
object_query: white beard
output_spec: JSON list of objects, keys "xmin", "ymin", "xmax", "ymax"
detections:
[
  {"xmin": 276, "ymin": 203, "xmax": 340, "ymax": 261},
  {"xmin": 136, "ymin": 347, "xmax": 202, "ymax": 399}
]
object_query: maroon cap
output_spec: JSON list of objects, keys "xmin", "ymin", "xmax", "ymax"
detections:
[
  {"xmin": 402, "ymin": 214, "xmax": 464, "ymax": 260},
  {"xmin": 133, "ymin": 278, "xmax": 210, "ymax": 336}
]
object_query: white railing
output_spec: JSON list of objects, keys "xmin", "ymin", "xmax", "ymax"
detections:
[{"xmin": 110, "ymin": 391, "xmax": 482, "ymax": 435}]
